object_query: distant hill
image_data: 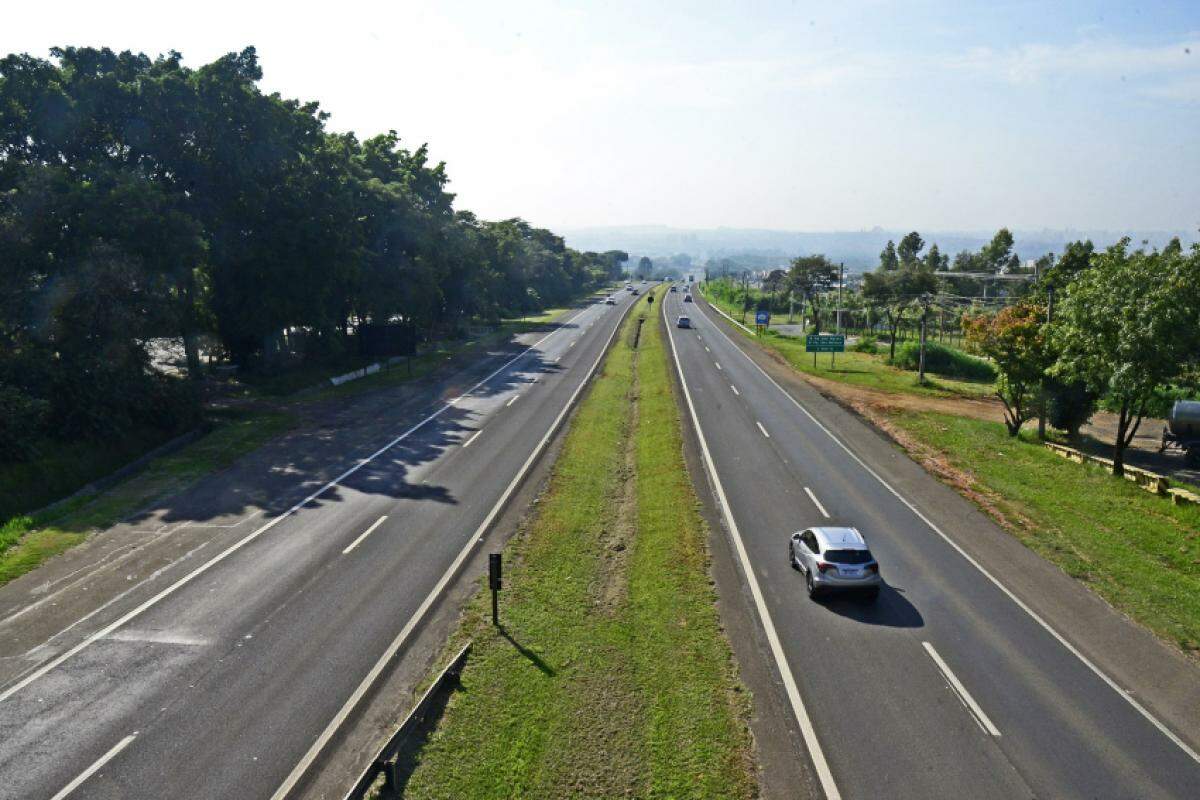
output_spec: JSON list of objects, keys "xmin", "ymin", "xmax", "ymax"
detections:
[{"xmin": 560, "ymin": 225, "xmax": 1198, "ymax": 273}]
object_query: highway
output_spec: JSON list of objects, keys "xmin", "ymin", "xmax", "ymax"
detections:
[
  {"xmin": 0, "ymin": 288, "xmax": 638, "ymax": 800},
  {"xmin": 662, "ymin": 288, "xmax": 1200, "ymax": 799}
]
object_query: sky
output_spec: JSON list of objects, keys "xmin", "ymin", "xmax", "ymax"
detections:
[{"xmin": 4, "ymin": 1, "xmax": 1199, "ymax": 233}]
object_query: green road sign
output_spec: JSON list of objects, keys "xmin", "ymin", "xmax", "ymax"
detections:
[{"xmin": 805, "ymin": 334, "xmax": 845, "ymax": 353}]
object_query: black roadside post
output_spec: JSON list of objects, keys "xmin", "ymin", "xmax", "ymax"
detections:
[
  {"xmin": 489, "ymin": 553, "xmax": 502, "ymax": 626},
  {"xmin": 647, "ymin": 294, "xmax": 654, "ymax": 307}
]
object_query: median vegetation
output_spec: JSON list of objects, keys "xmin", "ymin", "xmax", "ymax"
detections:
[{"xmin": 402, "ymin": 288, "xmax": 755, "ymax": 798}]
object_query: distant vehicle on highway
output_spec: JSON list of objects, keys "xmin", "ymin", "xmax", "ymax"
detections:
[
  {"xmin": 669, "ymin": 285, "xmax": 677, "ymax": 292},
  {"xmin": 676, "ymin": 315, "xmax": 691, "ymax": 328},
  {"xmin": 605, "ymin": 296, "xmax": 616, "ymax": 305},
  {"xmin": 683, "ymin": 293, "xmax": 693, "ymax": 302},
  {"xmin": 788, "ymin": 527, "xmax": 880, "ymax": 601}
]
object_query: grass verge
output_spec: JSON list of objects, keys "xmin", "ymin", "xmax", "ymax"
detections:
[
  {"xmin": 703, "ymin": 287, "xmax": 994, "ymax": 399},
  {"xmin": 0, "ymin": 299, "xmax": 603, "ymax": 587},
  {"xmin": 883, "ymin": 410, "xmax": 1200, "ymax": 655},
  {"xmin": 401, "ymin": 288, "xmax": 755, "ymax": 798},
  {"xmin": 239, "ymin": 307, "xmax": 576, "ymax": 398},
  {"xmin": 0, "ymin": 409, "xmax": 294, "ymax": 586}
]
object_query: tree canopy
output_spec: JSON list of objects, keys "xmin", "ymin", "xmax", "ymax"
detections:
[{"xmin": 0, "ymin": 46, "xmax": 618, "ymax": 459}]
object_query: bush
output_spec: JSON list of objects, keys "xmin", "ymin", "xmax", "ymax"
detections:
[
  {"xmin": 1046, "ymin": 379, "xmax": 1098, "ymax": 438},
  {"xmin": 890, "ymin": 341, "xmax": 996, "ymax": 382},
  {"xmin": 0, "ymin": 387, "xmax": 49, "ymax": 463},
  {"xmin": 851, "ymin": 335, "xmax": 878, "ymax": 354}
]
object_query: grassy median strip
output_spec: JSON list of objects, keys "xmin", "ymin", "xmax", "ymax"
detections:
[
  {"xmin": 402, "ymin": 290, "xmax": 755, "ymax": 798},
  {"xmin": 884, "ymin": 410, "xmax": 1200, "ymax": 655}
]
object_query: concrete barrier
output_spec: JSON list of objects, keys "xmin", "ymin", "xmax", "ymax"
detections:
[
  {"xmin": 1168, "ymin": 488, "xmax": 1200, "ymax": 507},
  {"xmin": 1045, "ymin": 442, "xmax": 1174, "ymax": 498}
]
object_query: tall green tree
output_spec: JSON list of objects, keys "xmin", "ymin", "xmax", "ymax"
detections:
[
  {"xmin": 897, "ymin": 231, "xmax": 925, "ymax": 268},
  {"xmin": 786, "ymin": 255, "xmax": 838, "ymax": 333},
  {"xmin": 1051, "ymin": 239, "xmax": 1200, "ymax": 475},
  {"xmin": 879, "ymin": 240, "xmax": 898, "ymax": 270}
]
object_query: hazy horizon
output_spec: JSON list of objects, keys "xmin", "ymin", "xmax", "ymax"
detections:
[{"xmin": 6, "ymin": 1, "xmax": 1199, "ymax": 233}]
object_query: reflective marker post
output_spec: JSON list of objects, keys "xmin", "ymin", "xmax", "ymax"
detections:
[{"xmin": 489, "ymin": 553, "xmax": 502, "ymax": 626}]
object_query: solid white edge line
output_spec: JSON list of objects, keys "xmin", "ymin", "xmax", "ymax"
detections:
[
  {"xmin": 341, "ymin": 516, "xmax": 388, "ymax": 556},
  {"xmin": 730, "ymin": 385, "xmax": 740, "ymax": 396},
  {"xmin": 702, "ymin": 290, "xmax": 756, "ymax": 335},
  {"xmin": 661, "ymin": 296, "xmax": 842, "ymax": 800},
  {"xmin": 756, "ymin": 421, "xmax": 771, "ymax": 439},
  {"xmin": 269, "ymin": 292, "xmax": 637, "ymax": 800},
  {"xmin": 804, "ymin": 487, "xmax": 831, "ymax": 519},
  {"xmin": 506, "ymin": 394, "xmax": 520, "ymax": 407},
  {"xmin": 50, "ymin": 732, "xmax": 137, "ymax": 800},
  {"xmin": 691, "ymin": 292, "xmax": 1200, "ymax": 766},
  {"xmin": 923, "ymin": 642, "xmax": 1001, "ymax": 737},
  {"xmin": 0, "ymin": 305, "xmax": 592, "ymax": 705},
  {"xmin": 462, "ymin": 430, "xmax": 483, "ymax": 448}
]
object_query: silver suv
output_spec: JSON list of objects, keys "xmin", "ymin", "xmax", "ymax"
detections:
[{"xmin": 788, "ymin": 527, "xmax": 880, "ymax": 601}]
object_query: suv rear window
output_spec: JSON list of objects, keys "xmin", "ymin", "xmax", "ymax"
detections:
[{"xmin": 822, "ymin": 549, "xmax": 873, "ymax": 564}]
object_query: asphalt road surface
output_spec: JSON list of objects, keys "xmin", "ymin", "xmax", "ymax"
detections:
[
  {"xmin": 662, "ymin": 290, "xmax": 1200, "ymax": 800},
  {"xmin": 0, "ymin": 289, "xmax": 638, "ymax": 800}
]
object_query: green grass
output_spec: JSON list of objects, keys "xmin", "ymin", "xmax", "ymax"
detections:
[
  {"xmin": 887, "ymin": 410, "xmax": 1200, "ymax": 655},
  {"xmin": 0, "ymin": 409, "xmax": 294, "ymax": 586},
  {"xmin": 402, "ymin": 288, "xmax": 754, "ymax": 798},
  {"xmin": 703, "ymin": 288, "xmax": 995, "ymax": 399},
  {"xmin": 238, "ymin": 308, "xmax": 576, "ymax": 398},
  {"xmin": 0, "ymin": 303, "xmax": 589, "ymax": 584}
]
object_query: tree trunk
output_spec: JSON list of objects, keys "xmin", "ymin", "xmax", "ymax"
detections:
[
  {"xmin": 1037, "ymin": 384, "xmax": 1047, "ymax": 440},
  {"xmin": 1113, "ymin": 403, "xmax": 1129, "ymax": 477},
  {"xmin": 183, "ymin": 333, "xmax": 202, "ymax": 379}
]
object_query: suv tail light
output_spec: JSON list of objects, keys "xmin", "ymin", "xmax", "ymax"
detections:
[
  {"xmin": 817, "ymin": 562, "xmax": 834, "ymax": 574},
  {"xmin": 867, "ymin": 563, "xmax": 879, "ymax": 573}
]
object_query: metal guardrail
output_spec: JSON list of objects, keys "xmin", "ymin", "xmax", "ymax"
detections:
[{"xmin": 342, "ymin": 641, "xmax": 472, "ymax": 800}]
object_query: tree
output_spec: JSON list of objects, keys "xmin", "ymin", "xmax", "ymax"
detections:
[
  {"xmin": 0, "ymin": 45, "xmax": 615, "ymax": 465},
  {"xmin": 1052, "ymin": 239, "xmax": 1200, "ymax": 475},
  {"xmin": 636, "ymin": 256, "xmax": 653, "ymax": 279},
  {"xmin": 786, "ymin": 255, "xmax": 838, "ymax": 333},
  {"xmin": 862, "ymin": 260, "xmax": 938, "ymax": 361},
  {"xmin": 879, "ymin": 240, "xmax": 898, "ymax": 271},
  {"xmin": 924, "ymin": 243, "xmax": 948, "ymax": 272},
  {"xmin": 1038, "ymin": 240, "xmax": 1094, "ymax": 295},
  {"xmin": 979, "ymin": 228, "xmax": 1019, "ymax": 274},
  {"xmin": 897, "ymin": 231, "xmax": 925, "ymax": 269},
  {"xmin": 964, "ymin": 303, "xmax": 1052, "ymax": 436}
]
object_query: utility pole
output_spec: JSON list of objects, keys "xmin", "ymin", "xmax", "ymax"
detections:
[
  {"xmin": 917, "ymin": 293, "xmax": 932, "ymax": 384},
  {"xmin": 836, "ymin": 262, "xmax": 844, "ymax": 335}
]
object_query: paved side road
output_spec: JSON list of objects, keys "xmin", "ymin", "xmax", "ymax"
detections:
[
  {"xmin": 0, "ymin": 290, "xmax": 638, "ymax": 800},
  {"xmin": 663, "ymin": 290, "xmax": 1200, "ymax": 800}
]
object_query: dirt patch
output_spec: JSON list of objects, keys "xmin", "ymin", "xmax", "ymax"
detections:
[{"xmin": 594, "ymin": 365, "xmax": 638, "ymax": 615}]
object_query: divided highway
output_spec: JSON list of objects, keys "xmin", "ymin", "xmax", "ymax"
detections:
[
  {"xmin": 663, "ymin": 289, "xmax": 1200, "ymax": 799},
  {"xmin": 0, "ymin": 289, "xmax": 638, "ymax": 800}
]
